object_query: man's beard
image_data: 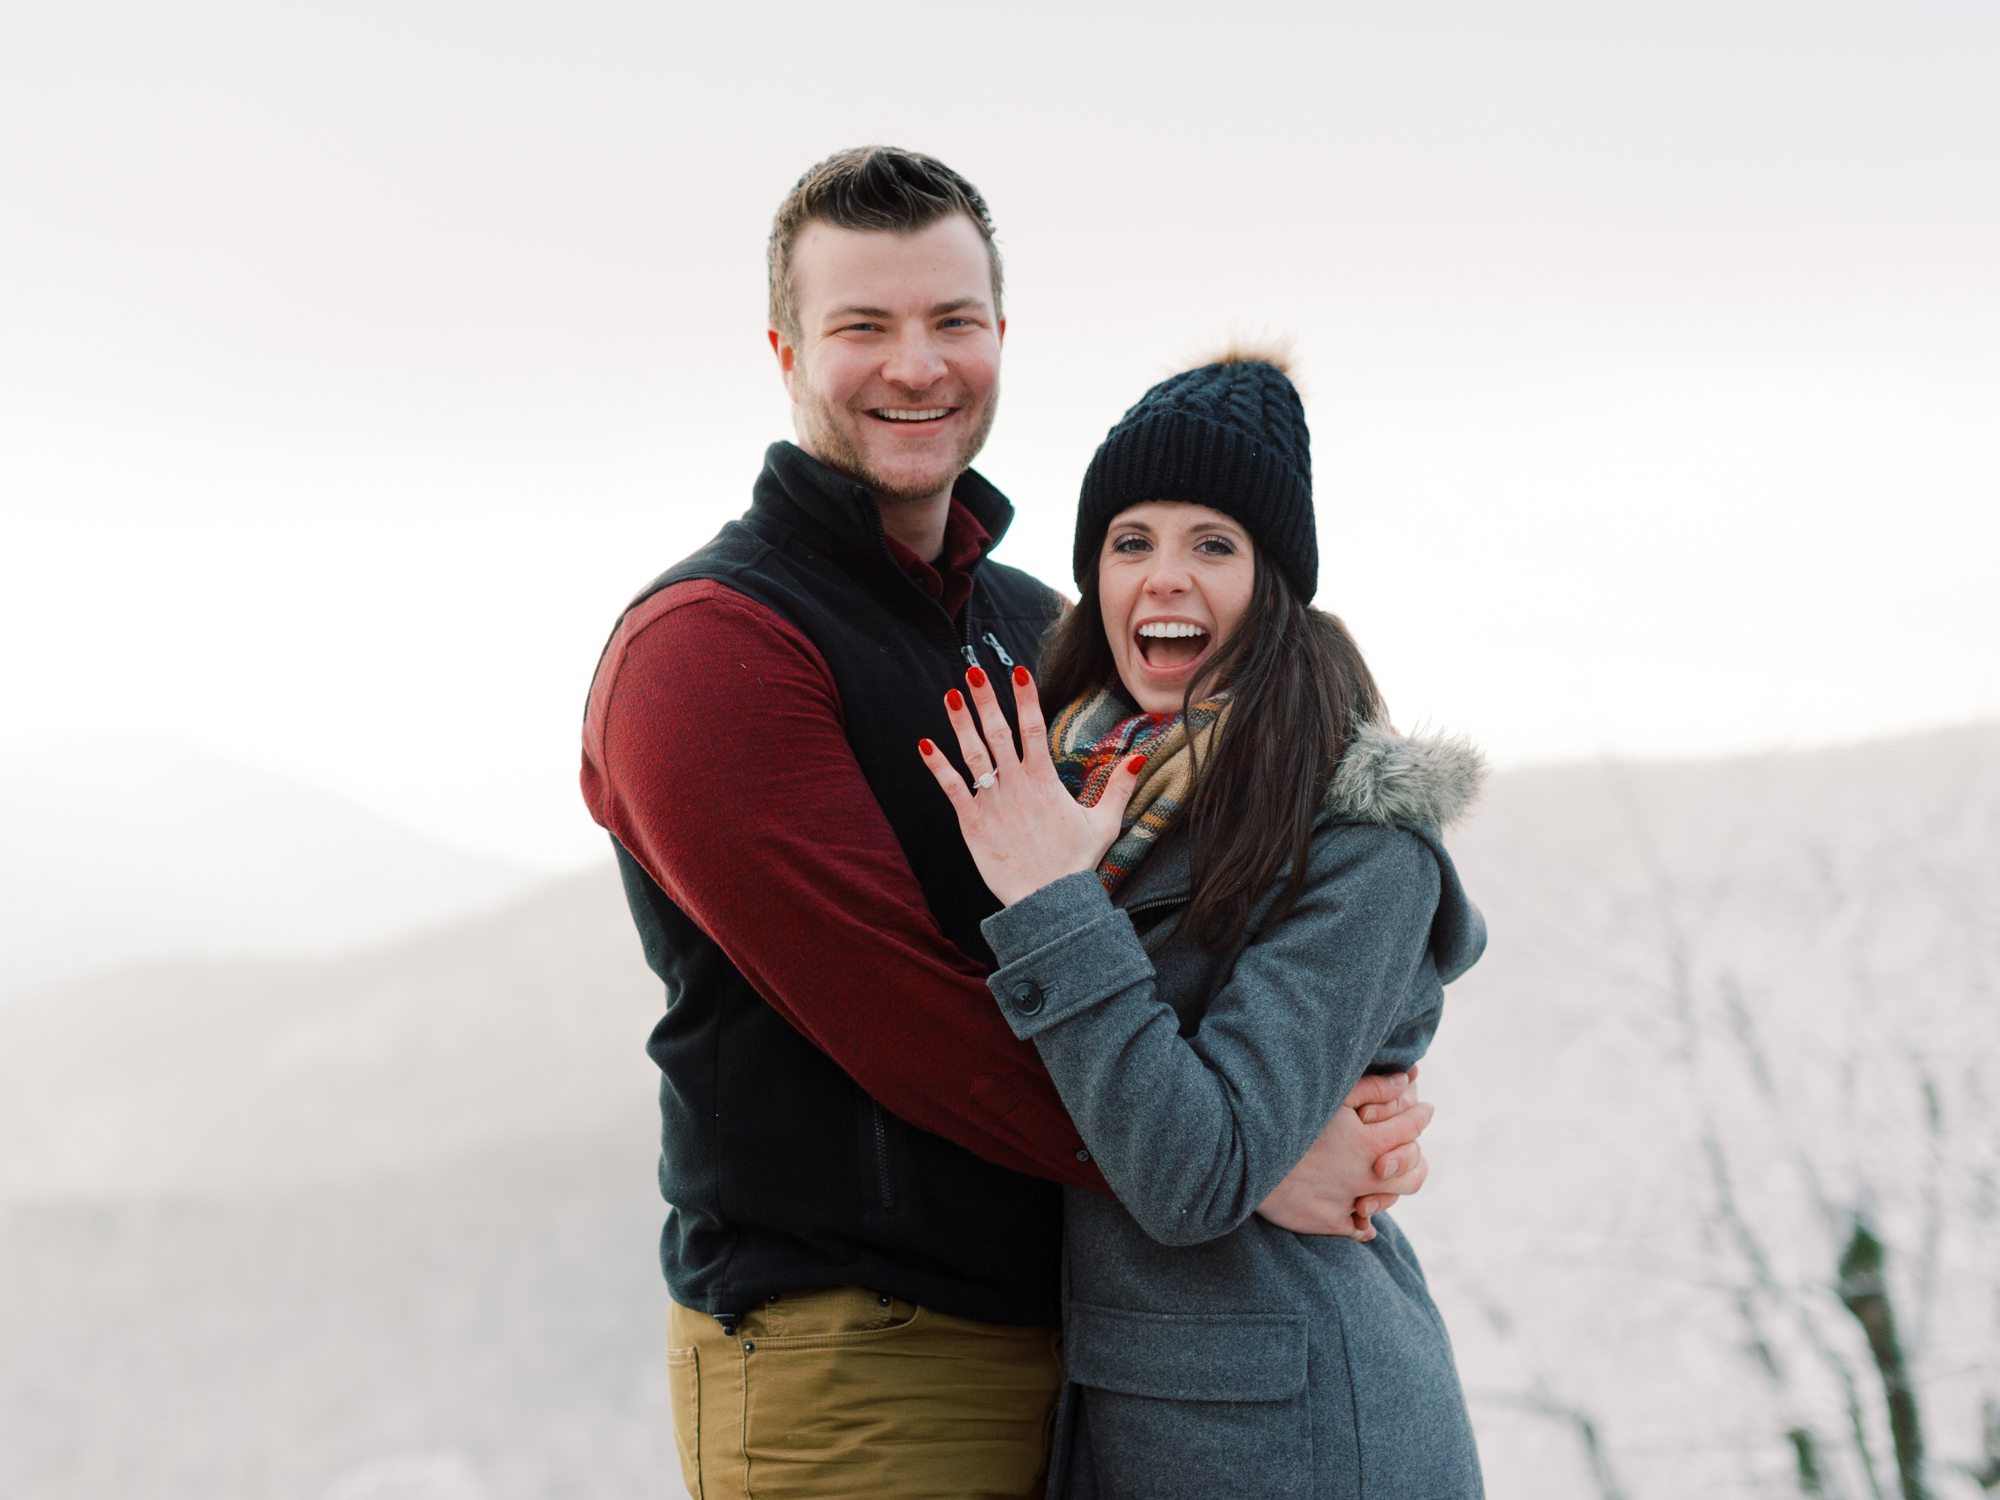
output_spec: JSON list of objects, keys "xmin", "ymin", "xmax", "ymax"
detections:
[{"xmin": 796, "ymin": 375, "xmax": 1000, "ymax": 504}]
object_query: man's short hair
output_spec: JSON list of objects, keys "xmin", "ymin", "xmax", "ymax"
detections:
[{"xmin": 768, "ymin": 146, "xmax": 1003, "ymax": 345}]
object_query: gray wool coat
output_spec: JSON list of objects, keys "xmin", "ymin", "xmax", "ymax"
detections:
[{"xmin": 981, "ymin": 723, "xmax": 1490, "ymax": 1500}]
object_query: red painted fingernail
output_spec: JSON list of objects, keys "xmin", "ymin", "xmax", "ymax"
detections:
[
  {"xmin": 919, "ymin": 738, "xmax": 937, "ymax": 756},
  {"xmin": 1127, "ymin": 755, "xmax": 1146, "ymax": 773},
  {"xmin": 965, "ymin": 665, "xmax": 987, "ymax": 689},
  {"xmin": 945, "ymin": 689, "xmax": 965, "ymax": 712},
  {"xmin": 1012, "ymin": 665, "xmax": 1030, "ymax": 688}
]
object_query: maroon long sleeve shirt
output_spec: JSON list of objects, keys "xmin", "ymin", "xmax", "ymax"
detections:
[{"xmin": 581, "ymin": 515, "xmax": 1109, "ymax": 1196}]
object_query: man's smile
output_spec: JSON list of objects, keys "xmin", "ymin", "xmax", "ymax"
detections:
[{"xmin": 868, "ymin": 407, "xmax": 955, "ymax": 423}]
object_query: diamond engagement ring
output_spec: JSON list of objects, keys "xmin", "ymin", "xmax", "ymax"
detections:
[{"xmin": 972, "ymin": 770, "xmax": 999, "ymax": 790}]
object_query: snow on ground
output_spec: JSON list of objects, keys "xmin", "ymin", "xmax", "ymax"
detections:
[
  {"xmin": 0, "ymin": 867, "xmax": 679, "ymax": 1500},
  {"xmin": 1, "ymin": 725, "xmax": 1994, "ymax": 1498}
]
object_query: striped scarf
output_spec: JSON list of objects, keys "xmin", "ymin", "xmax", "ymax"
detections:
[{"xmin": 1048, "ymin": 684, "xmax": 1231, "ymax": 892}]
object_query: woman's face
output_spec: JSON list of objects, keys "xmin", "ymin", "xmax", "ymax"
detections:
[{"xmin": 1098, "ymin": 501, "xmax": 1256, "ymax": 715}]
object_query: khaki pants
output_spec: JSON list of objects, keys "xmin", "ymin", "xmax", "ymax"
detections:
[{"xmin": 667, "ymin": 1285, "xmax": 1063, "ymax": 1500}]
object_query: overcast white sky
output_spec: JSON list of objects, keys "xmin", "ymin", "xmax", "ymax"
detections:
[{"xmin": 2, "ymin": 0, "xmax": 1995, "ymax": 868}]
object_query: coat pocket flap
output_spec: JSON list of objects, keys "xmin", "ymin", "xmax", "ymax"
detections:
[{"xmin": 1065, "ymin": 1303, "xmax": 1308, "ymax": 1403}]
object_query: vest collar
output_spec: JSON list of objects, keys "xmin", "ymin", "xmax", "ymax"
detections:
[{"xmin": 754, "ymin": 441, "xmax": 1016, "ymax": 567}]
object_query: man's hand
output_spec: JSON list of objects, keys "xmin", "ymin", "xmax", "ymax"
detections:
[{"xmin": 1255, "ymin": 1068, "xmax": 1432, "ymax": 1239}]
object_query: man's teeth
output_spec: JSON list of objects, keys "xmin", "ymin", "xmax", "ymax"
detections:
[
  {"xmin": 875, "ymin": 408, "xmax": 952, "ymax": 421},
  {"xmin": 1137, "ymin": 623, "xmax": 1208, "ymax": 638}
]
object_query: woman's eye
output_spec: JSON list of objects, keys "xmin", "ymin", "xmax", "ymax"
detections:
[
  {"xmin": 1111, "ymin": 535, "xmax": 1151, "ymax": 553},
  {"xmin": 1195, "ymin": 536, "xmax": 1236, "ymax": 556}
]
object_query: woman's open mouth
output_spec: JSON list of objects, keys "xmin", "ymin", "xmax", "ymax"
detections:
[{"xmin": 1136, "ymin": 621, "xmax": 1211, "ymax": 671}]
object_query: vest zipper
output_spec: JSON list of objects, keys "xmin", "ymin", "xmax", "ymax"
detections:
[
  {"xmin": 854, "ymin": 483, "xmax": 986, "ymax": 662},
  {"xmin": 960, "ymin": 580, "xmax": 984, "ymax": 670},
  {"xmin": 871, "ymin": 1101, "xmax": 896, "ymax": 1211},
  {"xmin": 980, "ymin": 632, "xmax": 1016, "ymax": 669}
]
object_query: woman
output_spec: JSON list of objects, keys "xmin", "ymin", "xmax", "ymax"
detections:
[{"xmin": 917, "ymin": 352, "xmax": 1489, "ymax": 1498}]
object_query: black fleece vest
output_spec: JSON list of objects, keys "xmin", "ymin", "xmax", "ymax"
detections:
[{"xmin": 606, "ymin": 443, "xmax": 1065, "ymax": 1326}]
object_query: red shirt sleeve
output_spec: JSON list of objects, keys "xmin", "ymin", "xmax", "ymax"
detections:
[{"xmin": 582, "ymin": 579, "xmax": 1111, "ymax": 1195}]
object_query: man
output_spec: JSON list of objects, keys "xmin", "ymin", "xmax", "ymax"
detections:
[{"xmin": 581, "ymin": 147, "xmax": 1432, "ymax": 1500}]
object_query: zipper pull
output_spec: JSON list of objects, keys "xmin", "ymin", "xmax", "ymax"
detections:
[
  {"xmin": 961, "ymin": 643, "xmax": 982, "ymax": 671},
  {"xmin": 981, "ymin": 632, "xmax": 1016, "ymax": 669}
]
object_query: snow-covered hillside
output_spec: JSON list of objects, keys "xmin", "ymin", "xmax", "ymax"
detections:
[
  {"xmin": 0, "ymin": 736, "xmax": 549, "ymax": 999},
  {"xmin": 0, "ymin": 866, "xmax": 659, "ymax": 1203},
  {"xmin": 0, "ymin": 865, "xmax": 675, "ymax": 1500},
  {"xmin": 2, "ymin": 725, "xmax": 1994, "ymax": 1499},
  {"xmin": 1406, "ymin": 722, "xmax": 2000, "ymax": 1499}
]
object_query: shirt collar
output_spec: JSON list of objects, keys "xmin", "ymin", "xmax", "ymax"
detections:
[{"xmin": 882, "ymin": 500, "xmax": 992, "ymax": 616}]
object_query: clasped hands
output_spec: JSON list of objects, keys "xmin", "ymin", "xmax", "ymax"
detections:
[
  {"xmin": 919, "ymin": 663, "xmax": 1433, "ymax": 1238},
  {"xmin": 1260, "ymin": 1068, "xmax": 1431, "ymax": 1240}
]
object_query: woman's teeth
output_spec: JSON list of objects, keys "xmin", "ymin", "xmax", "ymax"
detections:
[{"xmin": 1136, "ymin": 622, "xmax": 1209, "ymax": 668}]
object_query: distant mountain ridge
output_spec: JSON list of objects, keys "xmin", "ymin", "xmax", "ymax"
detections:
[
  {"xmin": 0, "ymin": 862, "xmax": 657, "ymax": 1203},
  {"xmin": 0, "ymin": 735, "xmax": 552, "ymax": 1000}
]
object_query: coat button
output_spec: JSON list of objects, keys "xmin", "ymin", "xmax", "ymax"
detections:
[{"xmin": 1010, "ymin": 980, "xmax": 1045, "ymax": 1016}]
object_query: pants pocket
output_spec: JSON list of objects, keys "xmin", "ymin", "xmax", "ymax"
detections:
[
  {"xmin": 740, "ymin": 1291, "xmax": 1058, "ymax": 1500},
  {"xmin": 666, "ymin": 1344, "xmax": 702, "ymax": 1499}
]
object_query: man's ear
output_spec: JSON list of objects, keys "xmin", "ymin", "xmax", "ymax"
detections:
[
  {"xmin": 770, "ymin": 328, "xmax": 801, "ymax": 402},
  {"xmin": 997, "ymin": 317, "xmax": 1006, "ymax": 344}
]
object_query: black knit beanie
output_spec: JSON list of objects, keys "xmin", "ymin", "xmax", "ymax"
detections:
[{"xmin": 1075, "ymin": 354, "xmax": 1316, "ymax": 599}]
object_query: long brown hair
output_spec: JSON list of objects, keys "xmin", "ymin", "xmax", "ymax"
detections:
[{"xmin": 1039, "ymin": 546, "xmax": 1384, "ymax": 951}]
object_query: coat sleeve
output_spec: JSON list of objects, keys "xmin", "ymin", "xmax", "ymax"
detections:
[
  {"xmin": 979, "ymin": 824, "xmax": 1442, "ymax": 1245},
  {"xmin": 582, "ymin": 579, "xmax": 1109, "ymax": 1195}
]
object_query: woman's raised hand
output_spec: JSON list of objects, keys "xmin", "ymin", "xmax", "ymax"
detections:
[{"xmin": 918, "ymin": 665, "xmax": 1146, "ymax": 907}]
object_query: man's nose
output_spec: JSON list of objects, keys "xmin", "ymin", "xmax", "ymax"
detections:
[{"xmin": 881, "ymin": 329, "xmax": 948, "ymax": 390}]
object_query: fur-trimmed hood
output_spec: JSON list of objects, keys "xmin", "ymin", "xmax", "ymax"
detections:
[{"xmin": 1324, "ymin": 720, "xmax": 1487, "ymax": 831}]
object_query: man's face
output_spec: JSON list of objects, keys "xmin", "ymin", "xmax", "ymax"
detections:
[{"xmin": 773, "ymin": 214, "xmax": 1004, "ymax": 505}]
